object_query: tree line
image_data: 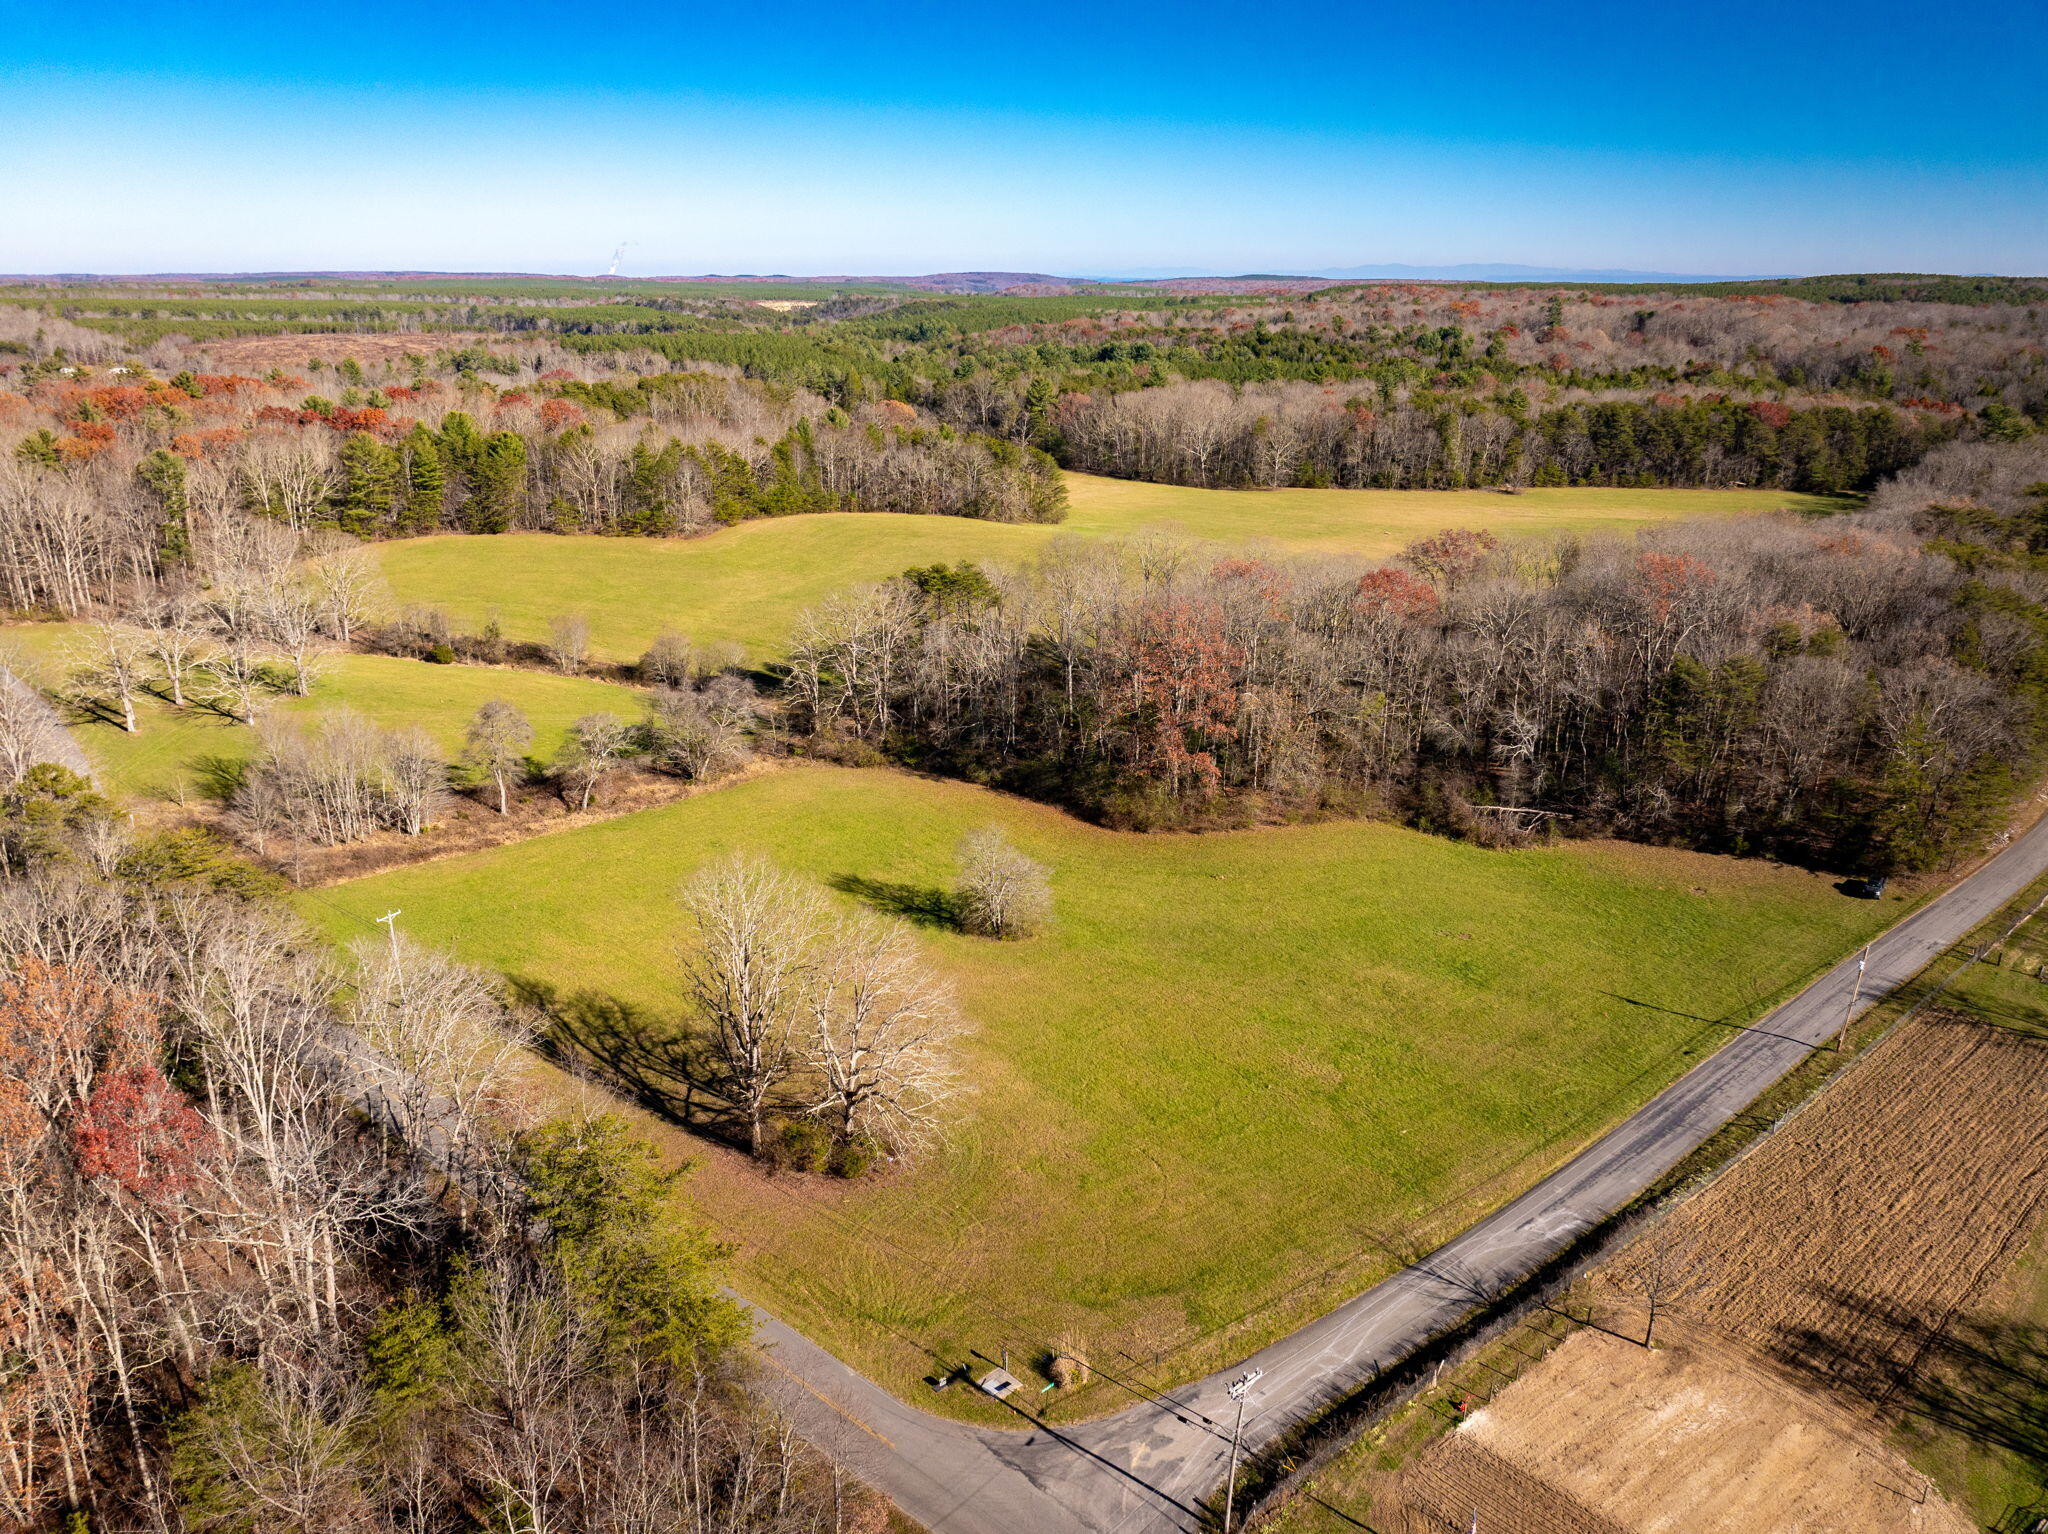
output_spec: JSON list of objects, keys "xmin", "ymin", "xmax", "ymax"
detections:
[
  {"xmin": 782, "ymin": 443, "xmax": 2048, "ymax": 873},
  {"xmin": 0, "ymin": 359, "xmax": 1064, "ymax": 619},
  {"xmin": 1051, "ymin": 381, "xmax": 1932, "ymax": 492}
]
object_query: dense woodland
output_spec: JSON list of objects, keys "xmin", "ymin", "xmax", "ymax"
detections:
[
  {"xmin": 5, "ymin": 274, "xmax": 2048, "ymax": 617},
  {"xmin": 0, "ymin": 353, "xmax": 1063, "ymax": 614},
  {"xmin": 789, "ymin": 440, "xmax": 2048, "ymax": 871}
]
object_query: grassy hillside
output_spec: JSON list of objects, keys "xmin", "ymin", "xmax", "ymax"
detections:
[
  {"xmin": 374, "ymin": 477, "xmax": 1853, "ymax": 661},
  {"xmin": 2, "ymin": 623, "xmax": 645, "ymax": 800},
  {"xmin": 302, "ymin": 764, "xmax": 1893, "ymax": 1414},
  {"xmin": 1060, "ymin": 473, "xmax": 1854, "ymax": 552},
  {"xmin": 374, "ymin": 517, "xmax": 1055, "ymax": 663}
]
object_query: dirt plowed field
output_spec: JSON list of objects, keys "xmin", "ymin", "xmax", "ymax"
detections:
[
  {"xmin": 1602, "ymin": 1011, "xmax": 2048, "ymax": 1397},
  {"xmin": 1429, "ymin": 1328, "xmax": 1973, "ymax": 1533},
  {"xmin": 1383, "ymin": 1432, "xmax": 1628, "ymax": 1534}
]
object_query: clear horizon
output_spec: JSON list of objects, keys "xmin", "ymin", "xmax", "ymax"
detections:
[{"xmin": 5, "ymin": 0, "xmax": 2043, "ymax": 277}]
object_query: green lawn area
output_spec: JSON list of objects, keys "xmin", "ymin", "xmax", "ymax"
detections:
[
  {"xmin": 374, "ymin": 516, "xmax": 1055, "ymax": 663},
  {"xmin": 372, "ymin": 475, "xmax": 1854, "ymax": 662},
  {"xmin": 300, "ymin": 764, "xmax": 1891, "ymax": 1416},
  {"xmin": 1, "ymin": 622, "xmax": 646, "ymax": 801}
]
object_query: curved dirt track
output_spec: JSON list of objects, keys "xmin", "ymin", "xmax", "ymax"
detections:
[{"xmin": 748, "ymin": 811, "xmax": 2048, "ymax": 1533}]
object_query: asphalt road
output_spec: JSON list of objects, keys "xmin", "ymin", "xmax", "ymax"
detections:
[{"xmin": 748, "ymin": 809, "xmax": 2048, "ymax": 1534}]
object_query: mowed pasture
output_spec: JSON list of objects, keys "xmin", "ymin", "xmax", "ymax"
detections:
[
  {"xmin": 302, "ymin": 764, "xmax": 1890, "ymax": 1412},
  {"xmin": 371, "ymin": 476, "xmax": 1852, "ymax": 662},
  {"xmin": 1, "ymin": 622, "xmax": 646, "ymax": 800}
]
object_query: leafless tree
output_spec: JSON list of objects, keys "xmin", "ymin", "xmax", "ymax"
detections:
[
  {"xmin": 235, "ymin": 712, "xmax": 447, "ymax": 846},
  {"xmin": 462, "ymin": 699, "xmax": 533, "ymax": 815},
  {"xmin": 133, "ymin": 587, "xmax": 215, "ymax": 708},
  {"xmin": 0, "ymin": 661, "xmax": 82, "ymax": 788},
  {"xmin": 303, "ymin": 543, "xmax": 385, "ymax": 644},
  {"xmin": 547, "ymin": 613, "xmax": 592, "ymax": 675},
  {"xmin": 643, "ymin": 678, "xmax": 758, "ymax": 782},
  {"xmin": 804, "ymin": 911, "xmax": 969, "ymax": 1152},
  {"xmin": 638, "ymin": 630, "xmax": 695, "ymax": 688},
  {"xmin": 1607, "ymin": 1220, "xmax": 1709, "ymax": 1347},
  {"xmin": 68, "ymin": 623, "xmax": 154, "ymax": 733},
  {"xmin": 238, "ymin": 429, "xmax": 338, "ymax": 533},
  {"xmin": 347, "ymin": 932, "xmax": 534, "ymax": 1176},
  {"xmin": 552, "ymin": 712, "xmax": 632, "ymax": 810},
  {"xmin": 677, "ymin": 857, "xmax": 822, "ymax": 1158},
  {"xmin": 954, "ymin": 826, "xmax": 1052, "ymax": 939}
]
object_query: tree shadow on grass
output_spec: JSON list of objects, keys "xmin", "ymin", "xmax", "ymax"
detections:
[
  {"xmin": 191, "ymin": 754, "xmax": 251, "ymax": 802},
  {"xmin": 828, "ymin": 873, "xmax": 962, "ymax": 931},
  {"xmin": 1936, "ymin": 989, "xmax": 2048, "ymax": 1042},
  {"xmin": 509, "ymin": 975, "xmax": 750, "ymax": 1153}
]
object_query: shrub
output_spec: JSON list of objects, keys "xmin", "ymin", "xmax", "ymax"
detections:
[
  {"xmin": 773, "ymin": 1118, "xmax": 832, "ymax": 1174},
  {"xmin": 832, "ymin": 1135, "xmax": 883, "ymax": 1179}
]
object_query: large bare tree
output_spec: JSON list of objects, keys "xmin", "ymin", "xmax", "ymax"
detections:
[
  {"xmin": 676, "ymin": 857, "xmax": 821, "ymax": 1158},
  {"xmin": 804, "ymin": 911, "xmax": 969, "ymax": 1153}
]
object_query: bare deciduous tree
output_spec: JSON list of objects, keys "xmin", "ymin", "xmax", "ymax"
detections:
[
  {"xmin": 68, "ymin": 623, "xmax": 154, "ymax": 733},
  {"xmin": 547, "ymin": 613, "xmax": 591, "ymax": 675},
  {"xmin": 552, "ymin": 712, "xmax": 632, "ymax": 811},
  {"xmin": 303, "ymin": 544, "xmax": 384, "ymax": 645},
  {"xmin": 133, "ymin": 588, "xmax": 215, "ymax": 709},
  {"xmin": 637, "ymin": 630, "xmax": 695, "ymax": 688},
  {"xmin": 643, "ymin": 679, "xmax": 757, "ymax": 783},
  {"xmin": 954, "ymin": 826, "xmax": 1053, "ymax": 939},
  {"xmin": 805, "ymin": 911, "xmax": 969, "ymax": 1153},
  {"xmin": 677, "ymin": 857, "xmax": 821, "ymax": 1159},
  {"xmin": 0, "ymin": 660, "xmax": 82, "ymax": 788},
  {"xmin": 462, "ymin": 700, "xmax": 532, "ymax": 815},
  {"xmin": 347, "ymin": 932, "xmax": 533, "ymax": 1175}
]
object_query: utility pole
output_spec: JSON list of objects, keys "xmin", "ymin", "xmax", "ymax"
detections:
[
  {"xmin": 1838, "ymin": 941, "xmax": 1869, "ymax": 1050},
  {"xmin": 1223, "ymin": 1369, "xmax": 1261, "ymax": 1534},
  {"xmin": 375, "ymin": 909, "xmax": 403, "ymax": 959}
]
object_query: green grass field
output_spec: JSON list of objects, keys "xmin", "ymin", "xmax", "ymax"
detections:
[
  {"xmin": 373, "ymin": 476, "xmax": 1855, "ymax": 662},
  {"xmin": 301, "ymin": 764, "xmax": 1892, "ymax": 1415},
  {"xmin": 1, "ymin": 623, "xmax": 646, "ymax": 800}
]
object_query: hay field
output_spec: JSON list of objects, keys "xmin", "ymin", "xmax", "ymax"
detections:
[{"xmin": 371, "ymin": 477, "xmax": 1853, "ymax": 662}]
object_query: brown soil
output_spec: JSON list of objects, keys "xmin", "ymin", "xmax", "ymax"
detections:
[
  {"xmin": 1381, "ymin": 1432, "xmax": 1629, "ymax": 1534},
  {"xmin": 1394, "ymin": 1328, "xmax": 1973, "ymax": 1534},
  {"xmin": 185, "ymin": 332, "xmax": 490, "ymax": 369},
  {"xmin": 1600, "ymin": 1012, "xmax": 2048, "ymax": 1397}
]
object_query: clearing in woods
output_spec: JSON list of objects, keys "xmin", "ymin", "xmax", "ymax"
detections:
[
  {"xmin": 1274, "ymin": 994, "xmax": 2048, "ymax": 1532},
  {"xmin": 185, "ymin": 332, "xmax": 487, "ymax": 368},
  {"xmin": 298, "ymin": 763, "xmax": 1895, "ymax": 1418},
  {"xmin": 370, "ymin": 477, "xmax": 1853, "ymax": 661},
  {"xmin": 0, "ymin": 622, "xmax": 646, "ymax": 801}
]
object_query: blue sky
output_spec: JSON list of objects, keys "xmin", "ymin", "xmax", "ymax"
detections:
[{"xmin": 3, "ymin": 0, "xmax": 2043, "ymax": 276}]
